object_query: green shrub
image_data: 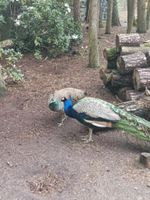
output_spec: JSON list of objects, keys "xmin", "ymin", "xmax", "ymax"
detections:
[
  {"xmin": 13, "ymin": 0, "xmax": 81, "ymax": 58},
  {"xmin": 0, "ymin": 48, "xmax": 24, "ymax": 82}
]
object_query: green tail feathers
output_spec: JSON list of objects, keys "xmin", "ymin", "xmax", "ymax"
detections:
[
  {"xmin": 93, "ymin": 98, "xmax": 150, "ymax": 143},
  {"xmin": 113, "ymin": 119, "xmax": 150, "ymax": 142}
]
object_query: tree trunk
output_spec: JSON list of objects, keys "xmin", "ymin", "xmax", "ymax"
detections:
[
  {"xmin": 105, "ymin": 0, "xmax": 113, "ymax": 34},
  {"xmin": 0, "ymin": 73, "xmax": 6, "ymax": 96},
  {"xmin": 73, "ymin": 0, "xmax": 81, "ymax": 24},
  {"xmin": 112, "ymin": 0, "xmax": 121, "ymax": 26},
  {"xmin": 116, "ymin": 33, "xmax": 141, "ymax": 49},
  {"xmin": 137, "ymin": 0, "xmax": 147, "ymax": 33},
  {"xmin": 133, "ymin": 68, "xmax": 150, "ymax": 91},
  {"xmin": 85, "ymin": 0, "xmax": 90, "ymax": 22},
  {"xmin": 97, "ymin": 0, "xmax": 100, "ymax": 31},
  {"xmin": 119, "ymin": 45, "xmax": 150, "ymax": 56},
  {"xmin": 99, "ymin": 0, "xmax": 104, "ymax": 28},
  {"xmin": 117, "ymin": 52, "xmax": 148, "ymax": 74},
  {"xmin": 146, "ymin": 0, "xmax": 150, "ymax": 29},
  {"xmin": 88, "ymin": 0, "xmax": 100, "ymax": 68},
  {"xmin": 127, "ymin": 0, "xmax": 135, "ymax": 33}
]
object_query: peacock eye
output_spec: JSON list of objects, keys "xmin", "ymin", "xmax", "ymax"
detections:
[{"xmin": 61, "ymin": 97, "xmax": 65, "ymax": 102}]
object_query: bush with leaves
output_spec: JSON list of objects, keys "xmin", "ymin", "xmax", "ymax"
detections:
[
  {"xmin": 13, "ymin": 0, "xmax": 81, "ymax": 58},
  {"xmin": 0, "ymin": 48, "xmax": 24, "ymax": 83}
]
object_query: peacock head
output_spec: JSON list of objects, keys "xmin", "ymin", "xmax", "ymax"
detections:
[{"xmin": 49, "ymin": 100, "xmax": 60, "ymax": 111}]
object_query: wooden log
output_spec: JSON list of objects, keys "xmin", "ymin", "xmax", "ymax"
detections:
[
  {"xmin": 145, "ymin": 51, "xmax": 150, "ymax": 65},
  {"xmin": 117, "ymin": 87, "xmax": 131, "ymax": 101},
  {"xmin": 120, "ymin": 45, "xmax": 150, "ymax": 56},
  {"xmin": 117, "ymin": 52, "xmax": 148, "ymax": 74},
  {"xmin": 100, "ymin": 70, "xmax": 132, "ymax": 90},
  {"xmin": 99, "ymin": 69, "xmax": 112, "ymax": 87},
  {"xmin": 117, "ymin": 88, "xmax": 144, "ymax": 101},
  {"xmin": 140, "ymin": 152, "xmax": 150, "ymax": 168},
  {"xmin": 133, "ymin": 68, "xmax": 150, "ymax": 91},
  {"xmin": 143, "ymin": 40, "xmax": 150, "ymax": 47},
  {"xmin": 125, "ymin": 89, "xmax": 144, "ymax": 101},
  {"xmin": 116, "ymin": 33, "xmax": 141, "ymax": 48},
  {"xmin": 103, "ymin": 47, "xmax": 119, "ymax": 61},
  {"xmin": 117, "ymin": 96, "xmax": 150, "ymax": 120},
  {"xmin": 111, "ymin": 72, "xmax": 133, "ymax": 88},
  {"xmin": 107, "ymin": 60, "xmax": 117, "ymax": 69}
]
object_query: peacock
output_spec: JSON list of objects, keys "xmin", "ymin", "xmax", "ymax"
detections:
[
  {"xmin": 61, "ymin": 96, "xmax": 150, "ymax": 143},
  {"xmin": 48, "ymin": 88, "xmax": 86, "ymax": 126}
]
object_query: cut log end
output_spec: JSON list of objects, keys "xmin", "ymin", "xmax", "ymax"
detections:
[
  {"xmin": 103, "ymin": 48, "xmax": 119, "ymax": 61},
  {"xmin": 133, "ymin": 69, "xmax": 141, "ymax": 91},
  {"xmin": 133, "ymin": 68, "xmax": 150, "ymax": 91},
  {"xmin": 140, "ymin": 152, "xmax": 150, "ymax": 169},
  {"xmin": 146, "ymin": 51, "xmax": 150, "ymax": 65}
]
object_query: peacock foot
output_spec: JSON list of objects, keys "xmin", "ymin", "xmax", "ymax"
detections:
[
  {"xmin": 57, "ymin": 115, "xmax": 67, "ymax": 127},
  {"xmin": 81, "ymin": 135, "xmax": 93, "ymax": 143},
  {"xmin": 81, "ymin": 128, "xmax": 93, "ymax": 143},
  {"xmin": 57, "ymin": 122, "xmax": 64, "ymax": 127}
]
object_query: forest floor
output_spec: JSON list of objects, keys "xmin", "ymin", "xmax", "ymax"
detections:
[{"xmin": 0, "ymin": 26, "xmax": 150, "ymax": 200}]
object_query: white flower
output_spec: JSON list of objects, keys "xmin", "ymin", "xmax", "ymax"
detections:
[
  {"xmin": 28, "ymin": 6, "xmax": 34, "ymax": 10},
  {"xmin": 64, "ymin": 3, "xmax": 71, "ymax": 13},
  {"xmin": 64, "ymin": 3, "xmax": 69, "ymax": 7},
  {"xmin": 17, "ymin": 14, "xmax": 22, "ymax": 19},
  {"xmin": 15, "ymin": 19, "xmax": 20, "ymax": 26},
  {"xmin": 71, "ymin": 34, "xmax": 79, "ymax": 40}
]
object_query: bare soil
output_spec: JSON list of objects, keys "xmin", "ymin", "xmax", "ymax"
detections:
[{"xmin": 0, "ymin": 27, "xmax": 150, "ymax": 200}]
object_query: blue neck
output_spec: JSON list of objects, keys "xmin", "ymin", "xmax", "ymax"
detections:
[
  {"xmin": 63, "ymin": 98, "xmax": 78, "ymax": 119},
  {"xmin": 64, "ymin": 98, "xmax": 73, "ymax": 113}
]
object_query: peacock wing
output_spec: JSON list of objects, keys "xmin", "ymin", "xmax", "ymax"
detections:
[{"xmin": 73, "ymin": 97, "xmax": 120, "ymax": 121}]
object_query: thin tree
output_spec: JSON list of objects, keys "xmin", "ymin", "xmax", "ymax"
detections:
[
  {"xmin": 73, "ymin": 0, "xmax": 80, "ymax": 24},
  {"xmin": 112, "ymin": 0, "xmax": 121, "ymax": 26},
  {"xmin": 105, "ymin": 0, "xmax": 113, "ymax": 34},
  {"xmin": 137, "ymin": 0, "xmax": 147, "ymax": 33},
  {"xmin": 85, "ymin": 0, "xmax": 90, "ymax": 22},
  {"xmin": 127, "ymin": 0, "xmax": 135, "ymax": 33},
  {"xmin": 146, "ymin": 0, "xmax": 150, "ymax": 30},
  {"xmin": 99, "ymin": 0, "xmax": 104, "ymax": 28},
  {"xmin": 88, "ymin": 0, "xmax": 100, "ymax": 68}
]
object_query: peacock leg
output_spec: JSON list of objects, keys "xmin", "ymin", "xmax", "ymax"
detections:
[
  {"xmin": 58, "ymin": 114, "xmax": 67, "ymax": 127},
  {"xmin": 81, "ymin": 128, "xmax": 93, "ymax": 143}
]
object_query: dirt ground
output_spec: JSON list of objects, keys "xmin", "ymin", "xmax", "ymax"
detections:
[{"xmin": 0, "ymin": 27, "xmax": 150, "ymax": 200}]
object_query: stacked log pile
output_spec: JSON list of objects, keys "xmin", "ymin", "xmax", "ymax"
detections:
[
  {"xmin": 100, "ymin": 33, "xmax": 150, "ymax": 120},
  {"xmin": 100, "ymin": 34, "xmax": 150, "ymax": 149}
]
